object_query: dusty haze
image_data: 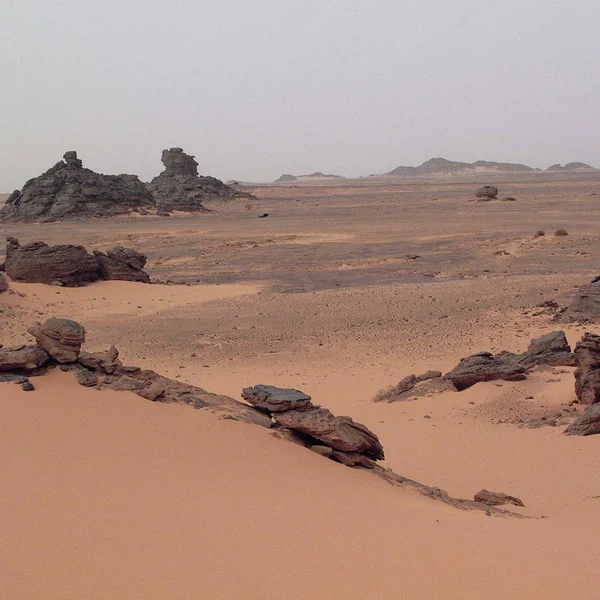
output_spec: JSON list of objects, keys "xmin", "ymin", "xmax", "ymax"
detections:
[{"xmin": 2, "ymin": 0, "xmax": 600, "ymax": 189}]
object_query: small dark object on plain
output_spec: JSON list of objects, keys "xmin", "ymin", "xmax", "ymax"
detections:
[
  {"xmin": 534, "ymin": 230, "xmax": 545, "ymax": 238},
  {"xmin": 555, "ymin": 228, "xmax": 568, "ymax": 236},
  {"xmin": 258, "ymin": 213, "xmax": 269, "ymax": 218},
  {"xmin": 21, "ymin": 381, "xmax": 35, "ymax": 391}
]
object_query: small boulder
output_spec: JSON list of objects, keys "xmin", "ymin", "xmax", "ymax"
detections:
[
  {"xmin": 445, "ymin": 352, "xmax": 527, "ymax": 390},
  {"xmin": 564, "ymin": 403, "xmax": 600, "ymax": 436},
  {"xmin": 78, "ymin": 346, "xmax": 121, "ymax": 373},
  {"xmin": 475, "ymin": 185, "xmax": 498, "ymax": 200},
  {"xmin": 27, "ymin": 317, "xmax": 85, "ymax": 363},
  {"xmin": 94, "ymin": 246, "xmax": 150, "ymax": 283},
  {"xmin": 0, "ymin": 345, "xmax": 50, "ymax": 371},
  {"xmin": 474, "ymin": 489, "xmax": 524, "ymax": 507},
  {"xmin": 241, "ymin": 384, "xmax": 313, "ymax": 412}
]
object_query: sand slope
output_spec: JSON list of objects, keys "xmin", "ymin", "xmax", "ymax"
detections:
[{"xmin": 1, "ymin": 370, "xmax": 599, "ymax": 599}]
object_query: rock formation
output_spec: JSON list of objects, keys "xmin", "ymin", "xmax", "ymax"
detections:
[
  {"xmin": 0, "ymin": 273, "xmax": 7, "ymax": 293},
  {"xmin": 5, "ymin": 237, "xmax": 100, "ymax": 286},
  {"xmin": 243, "ymin": 384, "xmax": 384, "ymax": 466},
  {"xmin": 474, "ymin": 489, "xmax": 524, "ymax": 507},
  {"xmin": 27, "ymin": 318, "xmax": 85, "ymax": 363},
  {"xmin": 572, "ymin": 333, "xmax": 600, "ymax": 405},
  {"xmin": 0, "ymin": 345, "xmax": 49, "ymax": 371},
  {"xmin": 0, "ymin": 151, "xmax": 154, "ymax": 222},
  {"xmin": 147, "ymin": 148, "xmax": 252, "ymax": 214},
  {"xmin": 445, "ymin": 352, "xmax": 527, "ymax": 390},
  {"xmin": 5, "ymin": 237, "xmax": 150, "ymax": 286},
  {"xmin": 557, "ymin": 278, "xmax": 600, "ymax": 323},
  {"xmin": 512, "ymin": 331, "xmax": 575, "ymax": 369},
  {"xmin": 475, "ymin": 185, "xmax": 499, "ymax": 200},
  {"xmin": 564, "ymin": 404, "xmax": 600, "ymax": 436},
  {"xmin": 93, "ymin": 246, "xmax": 150, "ymax": 283}
]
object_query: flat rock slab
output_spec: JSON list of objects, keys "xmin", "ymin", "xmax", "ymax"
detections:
[{"xmin": 242, "ymin": 384, "xmax": 313, "ymax": 412}]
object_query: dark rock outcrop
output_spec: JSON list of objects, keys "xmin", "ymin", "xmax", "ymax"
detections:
[
  {"xmin": 564, "ymin": 403, "xmax": 600, "ymax": 436},
  {"xmin": 5, "ymin": 238, "xmax": 150, "ymax": 286},
  {"xmin": 445, "ymin": 352, "xmax": 527, "ymax": 390},
  {"xmin": 475, "ymin": 185, "xmax": 499, "ymax": 199},
  {"xmin": 243, "ymin": 384, "xmax": 384, "ymax": 466},
  {"xmin": 0, "ymin": 151, "xmax": 154, "ymax": 223},
  {"xmin": 474, "ymin": 489, "xmax": 524, "ymax": 507},
  {"xmin": 0, "ymin": 345, "xmax": 50, "ymax": 371},
  {"xmin": 27, "ymin": 318, "xmax": 85, "ymax": 363},
  {"xmin": 147, "ymin": 147, "xmax": 252, "ymax": 214},
  {"xmin": 242, "ymin": 384, "xmax": 312, "ymax": 412},
  {"xmin": 514, "ymin": 331, "xmax": 575, "ymax": 368},
  {"xmin": 6, "ymin": 237, "xmax": 100, "ymax": 286},
  {"xmin": 557, "ymin": 279, "xmax": 600, "ymax": 323},
  {"xmin": 93, "ymin": 246, "xmax": 150, "ymax": 283},
  {"xmin": 0, "ymin": 273, "xmax": 7, "ymax": 293},
  {"xmin": 573, "ymin": 333, "xmax": 600, "ymax": 405}
]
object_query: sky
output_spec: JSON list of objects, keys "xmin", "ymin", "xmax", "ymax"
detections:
[{"xmin": 1, "ymin": 0, "xmax": 599, "ymax": 189}]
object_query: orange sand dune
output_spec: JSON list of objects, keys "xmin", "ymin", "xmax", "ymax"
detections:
[{"xmin": 1, "ymin": 370, "xmax": 599, "ymax": 600}]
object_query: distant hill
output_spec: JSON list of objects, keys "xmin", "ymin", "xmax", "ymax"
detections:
[
  {"xmin": 545, "ymin": 162, "xmax": 596, "ymax": 172},
  {"xmin": 386, "ymin": 157, "xmax": 537, "ymax": 176},
  {"xmin": 274, "ymin": 172, "xmax": 344, "ymax": 183}
]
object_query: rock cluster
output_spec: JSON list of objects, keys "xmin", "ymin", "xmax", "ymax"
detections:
[
  {"xmin": 4, "ymin": 237, "xmax": 150, "ymax": 286},
  {"xmin": 377, "ymin": 331, "xmax": 575, "ymax": 400},
  {"xmin": 475, "ymin": 185, "xmax": 499, "ymax": 200},
  {"xmin": 147, "ymin": 148, "xmax": 252, "ymax": 214},
  {"xmin": 0, "ymin": 151, "xmax": 154, "ymax": 222},
  {"xmin": 243, "ymin": 384, "xmax": 384, "ymax": 467}
]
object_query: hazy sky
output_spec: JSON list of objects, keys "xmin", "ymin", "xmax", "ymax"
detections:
[{"xmin": 1, "ymin": 0, "xmax": 599, "ymax": 189}]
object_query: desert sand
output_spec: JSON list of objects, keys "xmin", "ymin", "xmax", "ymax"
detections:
[{"xmin": 2, "ymin": 172, "xmax": 600, "ymax": 599}]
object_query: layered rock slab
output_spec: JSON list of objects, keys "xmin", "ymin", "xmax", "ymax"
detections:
[{"xmin": 27, "ymin": 318, "xmax": 85, "ymax": 363}]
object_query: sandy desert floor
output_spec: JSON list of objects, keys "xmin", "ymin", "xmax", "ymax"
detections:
[{"xmin": 2, "ymin": 173, "xmax": 600, "ymax": 598}]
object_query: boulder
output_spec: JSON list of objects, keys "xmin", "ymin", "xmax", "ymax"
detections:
[
  {"xmin": 27, "ymin": 318, "xmax": 85, "ymax": 363},
  {"xmin": 0, "ymin": 345, "xmax": 50, "ymax": 371},
  {"xmin": 558, "ymin": 279, "xmax": 600, "ymax": 323},
  {"xmin": 78, "ymin": 346, "xmax": 122, "ymax": 373},
  {"xmin": 0, "ymin": 272, "xmax": 7, "ymax": 293},
  {"xmin": 382, "ymin": 376, "xmax": 456, "ymax": 402},
  {"xmin": 573, "ymin": 333, "xmax": 600, "ymax": 404},
  {"xmin": 515, "ymin": 331, "xmax": 575, "ymax": 368},
  {"xmin": 475, "ymin": 185, "xmax": 498, "ymax": 200},
  {"xmin": 241, "ymin": 384, "xmax": 313, "ymax": 412},
  {"xmin": 94, "ymin": 246, "xmax": 150, "ymax": 283},
  {"xmin": 445, "ymin": 352, "xmax": 527, "ymax": 390},
  {"xmin": 147, "ymin": 147, "xmax": 253, "ymax": 213},
  {"xmin": 273, "ymin": 407, "xmax": 384, "ymax": 460},
  {"xmin": 0, "ymin": 151, "xmax": 154, "ymax": 222},
  {"xmin": 474, "ymin": 489, "xmax": 524, "ymax": 507},
  {"xmin": 5, "ymin": 237, "xmax": 99, "ymax": 286},
  {"xmin": 564, "ymin": 403, "xmax": 600, "ymax": 436}
]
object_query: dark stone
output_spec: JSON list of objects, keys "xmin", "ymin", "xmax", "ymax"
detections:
[
  {"xmin": 445, "ymin": 352, "xmax": 527, "ymax": 390},
  {"xmin": 21, "ymin": 381, "xmax": 35, "ymax": 391},
  {"xmin": 474, "ymin": 489, "xmax": 524, "ymax": 507},
  {"xmin": 564, "ymin": 403, "xmax": 600, "ymax": 436},
  {"xmin": 0, "ymin": 273, "xmax": 7, "ymax": 293},
  {"xmin": 475, "ymin": 185, "xmax": 499, "ymax": 199},
  {"xmin": 94, "ymin": 246, "xmax": 150, "ymax": 283},
  {"xmin": 5, "ymin": 237, "xmax": 99, "ymax": 286},
  {"xmin": 241, "ymin": 384, "xmax": 313, "ymax": 412},
  {"xmin": 573, "ymin": 333, "xmax": 600, "ymax": 404}
]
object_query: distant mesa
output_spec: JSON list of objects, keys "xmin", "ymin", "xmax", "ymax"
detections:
[
  {"xmin": 274, "ymin": 172, "xmax": 344, "ymax": 183},
  {"xmin": 545, "ymin": 162, "xmax": 596, "ymax": 172},
  {"xmin": 385, "ymin": 157, "xmax": 537, "ymax": 177},
  {"xmin": 0, "ymin": 148, "xmax": 254, "ymax": 223}
]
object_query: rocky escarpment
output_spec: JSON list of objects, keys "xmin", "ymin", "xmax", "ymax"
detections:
[
  {"xmin": 4, "ymin": 237, "xmax": 150, "ymax": 286},
  {"xmin": 147, "ymin": 148, "xmax": 253, "ymax": 214},
  {"xmin": 0, "ymin": 151, "xmax": 154, "ymax": 222}
]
